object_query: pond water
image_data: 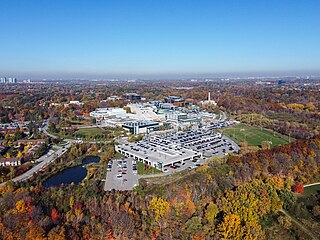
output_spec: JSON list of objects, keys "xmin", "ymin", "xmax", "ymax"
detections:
[{"xmin": 43, "ymin": 156, "xmax": 100, "ymax": 187}]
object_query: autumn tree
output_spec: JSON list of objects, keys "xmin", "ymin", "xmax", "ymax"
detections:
[
  {"xmin": 148, "ymin": 197, "xmax": 170, "ymax": 222},
  {"xmin": 218, "ymin": 214, "xmax": 242, "ymax": 240},
  {"xmin": 205, "ymin": 202, "xmax": 219, "ymax": 225},
  {"xmin": 292, "ymin": 182, "xmax": 304, "ymax": 193}
]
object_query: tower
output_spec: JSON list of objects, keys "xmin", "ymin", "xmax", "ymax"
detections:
[{"xmin": 208, "ymin": 92, "xmax": 211, "ymax": 101}]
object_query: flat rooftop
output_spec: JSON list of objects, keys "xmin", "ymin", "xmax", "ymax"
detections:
[{"xmin": 118, "ymin": 139, "xmax": 199, "ymax": 166}]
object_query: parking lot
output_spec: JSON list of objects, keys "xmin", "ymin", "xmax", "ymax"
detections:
[
  {"xmin": 104, "ymin": 158, "xmax": 139, "ymax": 191},
  {"xmin": 203, "ymin": 120, "xmax": 237, "ymax": 131},
  {"xmin": 116, "ymin": 138, "xmax": 201, "ymax": 171},
  {"xmin": 109, "ymin": 127, "xmax": 240, "ymax": 190},
  {"xmin": 153, "ymin": 129, "xmax": 239, "ymax": 158}
]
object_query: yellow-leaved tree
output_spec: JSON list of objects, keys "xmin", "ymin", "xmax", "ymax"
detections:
[
  {"xmin": 17, "ymin": 151, "xmax": 23, "ymax": 158},
  {"xmin": 148, "ymin": 197, "xmax": 170, "ymax": 222},
  {"xmin": 16, "ymin": 199, "xmax": 28, "ymax": 213},
  {"xmin": 218, "ymin": 214, "xmax": 242, "ymax": 240}
]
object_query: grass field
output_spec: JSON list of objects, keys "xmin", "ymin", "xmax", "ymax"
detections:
[
  {"xmin": 74, "ymin": 127, "xmax": 104, "ymax": 137},
  {"xmin": 136, "ymin": 161, "xmax": 162, "ymax": 175},
  {"xmin": 49, "ymin": 127, "xmax": 124, "ymax": 141},
  {"xmin": 221, "ymin": 124, "xmax": 289, "ymax": 147},
  {"xmin": 303, "ymin": 184, "xmax": 320, "ymax": 197}
]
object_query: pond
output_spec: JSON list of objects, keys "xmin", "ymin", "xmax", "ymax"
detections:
[{"xmin": 43, "ymin": 156, "xmax": 100, "ymax": 187}]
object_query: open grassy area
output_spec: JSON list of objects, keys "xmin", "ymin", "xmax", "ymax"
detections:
[
  {"xmin": 286, "ymin": 184, "xmax": 320, "ymax": 237},
  {"xmin": 221, "ymin": 123, "xmax": 289, "ymax": 147},
  {"xmin": 303, "ymin": 184, "xmax": 320, "ymax": 197},
  {"xmin": 74, "ymin": 127, "xmax": 105, "ymax": 138},
  {"xmin": 136, "ymin": 161, "xmax": 162, "ymax": 175},
  {"xmin": 49, "ymin": 127, "xmax": 124, "ymax": 141}
]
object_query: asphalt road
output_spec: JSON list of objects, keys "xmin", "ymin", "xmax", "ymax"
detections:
[
  {"xmin": 0, "ymin": 143, "xmax": 71, "ymax": 186},
  {"xmin": 219, "ymin": 111, "xmax": 227, "ymax": 121},
  {"xmin": 104, "ymin": 158, "xmax": 138, "ymax": 191}
]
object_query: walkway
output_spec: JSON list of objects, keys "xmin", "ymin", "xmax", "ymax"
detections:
[{"xmin": 279, "ymin": 210, "xmax": 319, "ymax": 240}]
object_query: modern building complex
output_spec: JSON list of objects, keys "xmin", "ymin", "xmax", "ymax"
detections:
[
  {"xmin": 124, "ymin": 93, "xmax": 141, "ymax": 102},
  {"xmin": 89, "ymin": 108, "xmax": 127, "ymax": 119},
  {"xmin": 164, "ymin": 96, "xmax": 187, "ymax": 107},
  {"xmin": 89, "ymin": 93, "xmax": 220, "ymax": 133},
  {"xmin": 115, "ymin": 138, "xmax": 201, "ymax": 170},
  {"xmin": 115, "ymin": 128, "xmax": 239, "ymax": 170},
  {"xmin": 122, "ymin": 121, "xmax": 160, "ymax": 134}
]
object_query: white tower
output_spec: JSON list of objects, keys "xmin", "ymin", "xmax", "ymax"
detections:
[{"xmin": 208, "ymin": 92, "xmax": 211, "ymax": 101}]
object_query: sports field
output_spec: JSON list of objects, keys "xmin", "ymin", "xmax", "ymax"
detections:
[{"xmin": 221, "ymin": 124, "xmax": 289, "ymax": 147}]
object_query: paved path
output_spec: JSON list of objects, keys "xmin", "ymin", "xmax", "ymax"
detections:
[
  {"xmin": 0, "ymin": 143, "xmax": 71, "ymax": 186},
  {"xmin": 304, "ymin": 182, "xmax": 320, "ymax": 188},
  {"xmin": 279, "ymin": 209, "xmax": 319, "ymax": 240}
]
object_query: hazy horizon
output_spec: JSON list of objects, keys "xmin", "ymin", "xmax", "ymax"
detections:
[{"xmin": 1, "ymin": 0, "xmax": 320, "ymax": 79}]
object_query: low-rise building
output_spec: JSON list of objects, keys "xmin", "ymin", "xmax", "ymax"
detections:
[
  {"xmin": 124, "ymin": 93, "xmax": 141, "ymax": 101},
  {"xmin": 0, "ymin": 158, "xmax": 22, "ymax": 167},
  {"xmin": 164, "ymin": 96, "xmax": 186, "ymax": 107},
  {"xmin": 122, "ymin": 121, "xmax": 160, "ymax": 134},
  {"xmin": 115, "ymin": 139, "xmax": 201, "ymax": 170},
  {"xmin": 89, "ymin": 108, "xmax": 127, "ymax": 119}
]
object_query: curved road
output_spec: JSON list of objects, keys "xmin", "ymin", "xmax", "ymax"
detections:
[
  {"xmin": 304, "ymin": 182, "xmax": 320, "ymax": 188},
  {"xmin": 0, "ymin": 121, "xmax": 73, "ymax": 187},
  {"xmin": 0, "ymin": 143, "xmax": 70, "ymax": 187},
  {"xmin": 219, "ymin": 110, "xmax": 227, "ymax": 121}
]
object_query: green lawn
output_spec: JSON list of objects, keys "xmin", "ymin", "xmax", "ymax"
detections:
[
  {"xmin": 49, "ymin": 127, "xmax": 124, "ymax": 141},
  {"xmin": 303, "ymin": 184, "xmax": 320, "ymax": 197},
  {"xmin": 221, "ymin": 124, "xmax": 289, "ymax": 147},
  {"xmin": 75, "ymin": 127, "xmax": 104, "ymax": 137},
  {"xmin": 136, "ymin": 161, "xmax": 162, "ymax": 175}
]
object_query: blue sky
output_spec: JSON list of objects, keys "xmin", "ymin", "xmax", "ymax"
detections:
[{"xmin": 1, "ymin": 0, "xmax": 320, "ymax": 78}]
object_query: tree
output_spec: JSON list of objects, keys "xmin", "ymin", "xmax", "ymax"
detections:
[
  {"xmin": 26, "ymin": 224, "xmax": 46, "ymax": 240},
  {"xmin": 185, "ymin": 216, "xmax": 203, "ymax": 235},
  {"xmin": 47, "ymin": 227, "xmax": 66, "ymax": 240},
  {"xmin": 51, "ymin": 209, "xmax": 60, "ymax": 223},
  {"xmin": 261, "ymin": 141, "xmax": 271, "ymax": 149},
  {"xmin": 278, "ymin": 189, "xmax": 297, "ymax": 210},
  {"xmin": 277, "ymin": 215, "xmax": 292, "ymax": 229},
  {"xmin": 218, "ymin": 214, "xmax": 242, "ymax": 240},
  {"xmin": 205, "ymin": 202, "xmax": 219, "ymax": 224},
  {"xmin": 16, "ymin": 199, "xmax": 28, "ymax": 213},
  {"xmin": 312, "ymin": 205, "xmax": 320, "ymax": 218},
  {"xmin": 17, "ymin": 151, "xmax": 23, "ymax": 158},
  {"xmin": 148, "ymin": 197, "xmax": 170, "ymax": 222},
  {"xmin": 292, "ymin": 182, "xmax": 304, "ymax": 193}
]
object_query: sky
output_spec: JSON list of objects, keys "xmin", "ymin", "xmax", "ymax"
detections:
[{"xmin": 1, "ymin": 0, "xmax": 320, "ymax": 79}]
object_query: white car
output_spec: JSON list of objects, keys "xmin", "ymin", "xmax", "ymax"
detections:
[
  {"xmin": 116, "ymin": 174, "xmax": 122, "ymax": 178},
  {"xmin": 163, "ymin": 169, "xmax": 169, "ymax": 173}
]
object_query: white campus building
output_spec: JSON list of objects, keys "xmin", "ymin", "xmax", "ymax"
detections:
[
  {"xmin": 201, "ymin": 92, "xmax": 217, "ymax": 106},
  {"xmin": 89, "ymin": 108, "xmax": 127, "ymax": 119}
]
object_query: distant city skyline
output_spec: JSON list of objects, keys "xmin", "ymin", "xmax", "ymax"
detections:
[{"xmin": 1, "ymin": 0, "xmax": 320, "ymax": 78}]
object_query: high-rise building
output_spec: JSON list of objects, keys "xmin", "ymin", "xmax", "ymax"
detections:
[
  {"xmin": 0, "ymin": 77, "xmax": 6, "ymax": 83},
  {"xmin": 8, "ymin": 77, "xmax": 17, "ymax": 83},
  {"xmin": 0, "ymin": 77, "xmax": 17, "ymax": 84}
]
